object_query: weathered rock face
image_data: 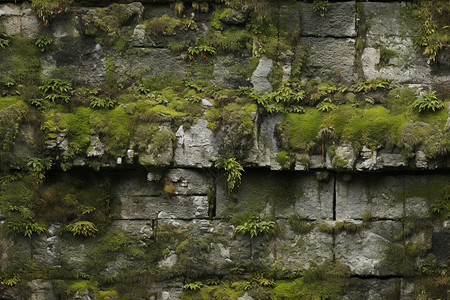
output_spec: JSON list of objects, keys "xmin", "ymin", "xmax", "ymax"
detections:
[{"xmin": 0, "ymin": 0, "xmax": 448, "ymax": 299}]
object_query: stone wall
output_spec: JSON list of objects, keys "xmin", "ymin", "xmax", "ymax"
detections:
[{"xmin": 0, "ymin": 0, "xmax": 448, "ymax": 299}]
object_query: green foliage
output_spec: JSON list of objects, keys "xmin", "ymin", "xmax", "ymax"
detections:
[
  {"xmin": 257, "ymin": 82, "xmax": 305, "ymax": 114},
  {"xmin": 316, "ymin": 98, "xmax": 337, "ymax": 112},
  {"xmin": 232, "ymin": 217, "xmax": 277, "ymax": 238},
  {"xmin": 186, "ymin": 45, "xmax": 217, "ymax": 61},
  {"xmin": 8, "ymin": 216, "xmax": 47, "ymax": 238},
  {"xmin": 410, "ymin": 0, "xmax": 449, "ymax": 63},
  {"xmin": 0, "ymin": 37, "xmax": 10, "ymax": 49},
  {"xmin": 279, "ymin": 108, "xmax": 323, "ymax": 152},
  {"xmin": 32, "ymin": 0, "xmax": 72, "ymax": 27},
  {"xmin": 215, "ymin": 156, "xmax": 244, "ymax": 192},
  {"xmin": 276, "ymin": 151, "xmax": 294, "ymax": 170},
  {"xmin": 39, "ymin": 79, "xmax": 72, "ymax": 104},
  {"xmin": 313, "ymin": 0, "xmax": 329, "ymax": 17},
  {"xmin": 26, "ymin": 158, "xmax": 52, "ymax": 181},
  {"xmin": 35, "ymin": 35, "xmax": 53, "ymax": 52},
  {"xmin": 184, "ymin": 282, "xmax": 202, "ymax": 291},
  {"xmin": 88, "ymin": 96, "xmax": 115, "ymax": 109},
  {"xmin": 349, "ymin": 78, "xmax": 391, "ymax": 93},
  {"xmin": 66, "ymin": 221, "xmax": 98, "ymax": 237},
  {"xmin": 412, "ymin": 91, "xmax": 444, "ymax": 112},
  {"xmin": 1, "ymin": 274, "xmax": 21, "ymax": 286}
]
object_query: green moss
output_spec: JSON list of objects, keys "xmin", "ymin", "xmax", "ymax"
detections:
[
  {"xmin": 67, "ymin": 280, "xmax": 97, "ymax": 295},
  {"xmin": 288, "ymin": 215, "xmax": 313, "ymax": 234},
  {"xmin": 377, "ymin": 46, "xmax": 398, "ymax": 69},
  {"xmin": 382, "ymin": 87, "xmax": 417, "ymax": 115},
  {"xmin": 105, "ymin": 56, "xmax": 118, "ymax": 88},
  {"xmin": 7, "ymin": 36, "xmax": 41, "ymax": 85},
  {"xmin": 271, "ymin": 260, "xmax": 354, "ymax": 299},
  {"xmin": 90, "ymin": 106, "xmax": 132, "ymax": 157},
  {"xmin": 276, "ymin": 151, "xmax": 293, "ymax": 170},
  {"xmin": 279, "ymin": 108, "xmax": 323, "ymax": 152},
  {"xmin": 202, "ymin": 28, "xmax": 252, "ymax": 53},
  {"xmin": 64, "ymin": 107, "xmax": 92, "ymax": 157},
  {"xmin": 182, "ymin": 281, "xmax": 246, "ymax": 300},
  {"xmin": 0, "ymin": 96, "xmax": 21, "ymax": 111}
]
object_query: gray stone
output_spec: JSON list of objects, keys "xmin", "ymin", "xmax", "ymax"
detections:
[
  {"xmin": 237, "ymin": 292, "xmax": 253, "ymax": 300},
  {"xmin": 119, "ymin": 195, "xmax": 209, "ymax": 220},
  {"xmin": 174, "ymin": 119, "xmax": 218, "ymax": 168},
  {"xmin": 212, "ymin": 54, "xmax": 251, "ymax": 89},
  {"xmin": 0, "ymin": 4, "xmax": 41, "ymax": 37},
  {"xmin": 110, "ymin": 220, "xmax": 154, "ymax": 239},
  {"xmin": 343, "ymin": 278, "xmax": 404, "ymax": 300},
  {"xmin": 335, "ymin": 221, "xmax": 403, "ymax": 276},
  {"xmin": 330, "ymin": 142, "xmax": 355, "ymax": 169},
  {"xmin": 201, "ymin": 98, "xmax": 214, "ymax": 107},
  {"xmin": 362, "ymin": 44, "xmax": 431, "ymax": 84},
  {"xmin": 361, "ymin": 2, "xmax": 431, "ymax": 84},
  {"xmin": 219, "ymin": 8, "xmax": 249, "ymax": 25},
  {"xmin": 302, "ymin": 37, "xmax": 356, "ymax": 83},
  {"xmin": 336, "ymin": 174, "xmax": 404, "ymax": 220},
  {"xmin": 299, "ymin": 2, "xmax": 356, "ymax": 37},
  {"xmin": 245, "ymin": 114, "xmax": 281, "ymax": 167},
  {"xmin": 251, "ymin": 56, "xmax": 273, "ymax": 93},
  {"xmin": 216, "ymin": 170, "xmax": 333, "ymax": 220},
  {"xmin": 167, "ymin": 168, "xmax": 211, "ymax": 195},
  {"xmin": 375, "ymin": 152, "xmax": 405, "ymax": 169},
  {"xmin": 86, "ymin": 136, "xmax": 105, "ymax": 157},
  {"xmin": 415, "ymin": 150, "xmax": 428, "ymax": 168},
  {"xmin": 273, "ymin": 220, "xmax": 333, "ymax": 270},
  {"xmin": 115, "ymin": 48, "xmax": 185, "ymax": 85},
  {"xmin": 28, "ymin": 280, "xmax": 58, "ymax": 300},
  {"xmin": 112, "ymin": 171, "xmax": 162, "ymax": 198},
  {"xmin": 362, "ymin": 2, "xmax": 418, "ymax": 39}
]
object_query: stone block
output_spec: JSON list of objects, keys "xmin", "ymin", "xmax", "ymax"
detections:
[
  {"xmin": 112, "ymin": 170, "xmax": 163, "ymax": 197},
  {"xmin": 335, "ymin": 220, "xmax": 403, "ymax": 276},
  {"xmin": 174, "ymin": 119, "xmax": 218, "ymax": 168},
  {"xmin": 119, "ymin": 195, "xmax": 209, "ymax": 220},
  {"xmin": 361, "ymin": 2, "xmax": 431, "ymax": 84},
  {"xmin": 302, "ymin": 37, "xmax": 356, "ymax": 83},
  {"xmin": 299, "ymin": 2, "xmax": 356, "ymax": 37},
  {"xmin": 336, "ymin": 174, "xmax": 404, "ymax": 220},
  {"xmin": 273, "ymin": 219, "xmax": 333, "ymax": 269},
  {"xmin": 167, "ymin": 168, "xmax": 212, "ymax": 195},
  {"xmin": 216, "ymin": 170, "xmax": 333, "ymax": 220}
]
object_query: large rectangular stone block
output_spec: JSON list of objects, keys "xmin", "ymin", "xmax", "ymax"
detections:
[{"xmin": 299, "ymin": 2, "xmax": 356, "ymax": 37}]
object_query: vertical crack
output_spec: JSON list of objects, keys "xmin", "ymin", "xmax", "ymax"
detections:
[{"xmin": 333, "ymin": 174, "xmax": 337, "ymax": 221}]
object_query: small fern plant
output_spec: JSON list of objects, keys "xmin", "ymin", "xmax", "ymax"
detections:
[
  {"xmin": 66, "ymin": 221, "xmax": 98, "ymax": 237},
  {"xmin": 412, "ymin": 91, "xmax": 444, "ymax": 112},
  {"xmin": 215, "ymin": 156, "xmax": 244, "ymax": 192}
]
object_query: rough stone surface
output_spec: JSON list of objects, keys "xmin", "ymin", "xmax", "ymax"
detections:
[
  {"xmin": 362, "ymin": 2, "xmax": 431, "ymax": 83},
  {"xmin": 299, "ymin": 2, "xmax": 356, "ymax": 37},
  {"xmin": 335, "ymin": 221, "xmax": 403, "ymax": 276},
  {"xmin": 251, "ymin": 56, "xmax": 273, "ymax": 93},
  {"xmin": 212, "ymin": 54, "xmax": 251, "ymax": 89},
  {"xmin": 302, "ymin": 37, "xmax": 356, "ymax": 83},
  {"xmin": 166, "ymin": 168, "xmax": 211, "ymax": 195},
  {"xmin": 274, "ymin": 220, "xmax": 333, "ymax": 269},
  {"xmin": 216, "ymin": 170, "xmax": 333, "ymax": 220},
  {"xmin": 28, "ymin": 280, "xmax": 58, "ymax": 300},
  {"xmin": 119, "ymin": 195, "xmax": 209, "ymax": 219},
  {"xmin": 0, "ymin": 4, "xmax": 41, "ymax": 37},
  {"xmin": 174, "ymin": 119, "xmax": 218, "ymax": 168}
]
